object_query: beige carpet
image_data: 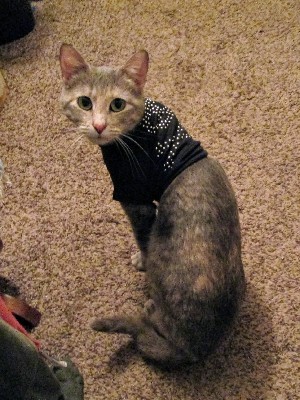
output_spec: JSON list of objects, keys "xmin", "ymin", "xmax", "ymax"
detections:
[{"xmin": 0, "ymin": 1, "xmax": 299, "ymax": 399}]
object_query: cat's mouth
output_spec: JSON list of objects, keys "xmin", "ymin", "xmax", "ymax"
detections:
[{"xmin": 85, "ymin": 128, "xmax": 115, "ymax": 146}]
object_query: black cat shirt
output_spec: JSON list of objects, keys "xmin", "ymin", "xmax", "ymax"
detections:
[{"xmin": 100, "ymin": 98, "xmax": 207, "ymax": 204}]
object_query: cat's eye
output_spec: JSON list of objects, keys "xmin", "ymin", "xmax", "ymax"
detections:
[
  {"xmin": 77, "ymin": 96, "xmax": 93, "ymax": 111},
  {"xmin": 110, "ymin": 98, "xmax": 126, "ymax": 112}
]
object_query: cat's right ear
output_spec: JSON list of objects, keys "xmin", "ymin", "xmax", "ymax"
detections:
[
  {"xmin": 59, "ymin": 44, "xmax": 89, "ymax": 82},
  {"xmin": 122, "ymin": 50, "xmax": 149, "ymax": 92}
]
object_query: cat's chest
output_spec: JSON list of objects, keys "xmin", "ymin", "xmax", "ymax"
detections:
[
  {"xmin": 100, "ymin": 99, "xmax": 207, "ymax": 203},
  {"xmin": 100, "ymin": 135, "xmax": 159, "ymax": 203},
  {"xmin": 103, "ymin": 132, "xmax": 158, "ymax": 182}
]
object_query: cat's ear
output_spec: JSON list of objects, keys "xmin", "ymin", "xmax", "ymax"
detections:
[
  {"xmin": 59, "ymin": 44, "xmax": 89, "ymax": 82},
  {"xmin": 122, "ymin": 50, "xmax": 149, "ymax": 91}
]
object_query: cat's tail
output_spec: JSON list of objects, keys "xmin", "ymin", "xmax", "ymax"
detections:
[
  {"xmin": 91, "ymin": 314, "xmax": 197, "ymax": 367},
  {"xmin": 91, "ymin": 315, "xmax": 143, "ymax": 338}
]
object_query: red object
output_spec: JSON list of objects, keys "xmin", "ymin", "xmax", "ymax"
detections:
[{"xmin": 0, "ymin": 295, "xmax": 40, "ymax": 349}]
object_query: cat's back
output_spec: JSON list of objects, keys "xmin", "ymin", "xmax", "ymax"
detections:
[
  {"xmin": 147, "ymin": 156, "xmax": 245, "ymax": 315},
  {"xmin": 151, "ymin": 156, "xmax": 242, "ymax": 256}
]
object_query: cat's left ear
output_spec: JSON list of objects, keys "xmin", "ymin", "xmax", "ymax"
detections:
[
  {"xmin": 59, "ymin": 44, "xmax": 89, "ymax": 82},
  {"xmin": 122, "ymin": 50, "xmax": 149, "ymax": 91}
]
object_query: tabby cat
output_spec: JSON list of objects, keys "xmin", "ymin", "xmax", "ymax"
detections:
[{"xmin": 59, "ymin": 44, "xmax": 245, "ymax": 367}]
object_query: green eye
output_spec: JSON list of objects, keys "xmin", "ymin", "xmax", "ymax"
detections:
[
  {"xmin": 110, "ymin": 98, "xmax": 126, "ymax": 112},
  {"xmin": 77, "ymin": 96, "xmax": 93, "ymax": 110}
]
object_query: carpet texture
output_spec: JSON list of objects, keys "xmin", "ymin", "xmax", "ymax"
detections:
[{"xmin": 0, "ymin": 1, "xmax": 299, "ymax": 399}]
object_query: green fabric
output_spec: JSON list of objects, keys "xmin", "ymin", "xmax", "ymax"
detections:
[
  {"xmin": 0, "ymin": 320, "xmax": 84, "ymax": 400},
  {"xmin": 52, "ymin": 358, "xmax": 84, "ymax": 400},
  {"xmin": 0, "ymin": 319, "xmax": 62, "ymax": 400}
]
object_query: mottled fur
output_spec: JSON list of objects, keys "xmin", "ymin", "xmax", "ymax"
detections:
[{"xmin": 59, "ymin": 45, "xmax": 245, "ymax": 367}]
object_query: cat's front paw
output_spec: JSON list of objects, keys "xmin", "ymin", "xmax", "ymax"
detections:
[{"xmin": 131, "ymin": 251, "xmax": 145, "ymax": 271}]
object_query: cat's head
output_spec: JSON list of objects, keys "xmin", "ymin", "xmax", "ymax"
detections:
[{"xmin": 59, "ymin": 44, "xmax": 149, "ymax": 146}]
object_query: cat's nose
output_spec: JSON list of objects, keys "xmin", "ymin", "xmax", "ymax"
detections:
[{"xmin": 93, "ymin": 123, "xmax": 107, "ymax": 135}]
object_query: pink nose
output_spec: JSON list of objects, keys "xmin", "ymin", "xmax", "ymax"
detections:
[{"xmin": 93, "ymin": 123, "xmax": 107, "ymax": 135}]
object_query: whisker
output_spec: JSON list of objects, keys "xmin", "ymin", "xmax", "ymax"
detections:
[
  {"xmin": 71, "ymin": 134, "xmax": 85, "ymax": 147},
  {"xmin": 118, "ymin": 137, "xmax": 146, "ymax": 177},
  {"xmin": 115, "ymin": 138, "xmax": 136, "ymax": 178},
  {"xmin": 118, "ymin": 138, "xmax": 143, "ymax": 178},
  {"xmin": 122, "ymin": 139, "xmax": 147, "ymax": 179},
  {"xmin": 121, "ymin": 134, "xmax": 155, "ymax": 164},
  {"xmin": 59, "ymin": 127, "xmax": 77, "ymax": 135}
]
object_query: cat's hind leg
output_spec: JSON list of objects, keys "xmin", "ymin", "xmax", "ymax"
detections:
[{"xmin": 91, "ymin": 308, "xmax": 194, "ymax": 367}]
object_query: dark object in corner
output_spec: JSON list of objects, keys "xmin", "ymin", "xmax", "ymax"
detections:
[
  {"xmin": 0, "ymin": 0, "xmax": 35, "ymax": 45},
  {"xmin": 0, "ymin": 276, "xmax": 42, "ymax": 332}
]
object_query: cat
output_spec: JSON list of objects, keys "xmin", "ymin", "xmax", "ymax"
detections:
[{"xmin": 59, "ymin": 44, "xmax": 246, "ymax": 367}]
